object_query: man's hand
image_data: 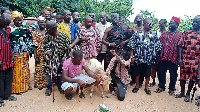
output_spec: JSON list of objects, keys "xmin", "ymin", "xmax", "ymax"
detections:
[
  {"xmin": 0, "ymin": 60, "xmax": 2, "ymax": 68},
  {"xmin": 82, "ymin": 37, "xmax": 90, "ymax": 41},
  {"xmin": 77, "ymin": 79, "xmax": 86, "ymax": 87},
  {"xmin": 178, "ymin": 59, "xmax": 183, "ymax": 66},
  {"xmin": 115, "ymin": 56, "xmax": 120, "ymax": 63},
  {"xmin": 97, "ymin": 47, "xmax": 102, "ymax": 53},
  {"xmin": 110, "ymin": 43, "xmax": 116, "ymax": 48},
  {"xmin": 119, "ymin": 41, "xmax": 126, "ymax": 47},
  {"xmin": 35, "ymin": 57, "xmax": 40, "ymax": 64}
]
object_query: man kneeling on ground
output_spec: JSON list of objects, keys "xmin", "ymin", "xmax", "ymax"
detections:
[{"xmin": 61, "ymin": 50, "xmax": 100, "ymax": 99}]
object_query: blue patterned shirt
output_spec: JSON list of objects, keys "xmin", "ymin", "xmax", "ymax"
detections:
[{"xmin": 127, "ymin": 30, "xmax": 162, "ymax": 65}]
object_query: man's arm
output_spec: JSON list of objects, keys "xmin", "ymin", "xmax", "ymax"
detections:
[
  {"xmin": 83, "ymin": 65, "xmax": 99, "ymax": 80},
  {"xmin": 102, "ymin": 26, "xmax": 115, "ymax": 47},
  {"xmin": 178, "ymin": 45, "xmax": 182, "ymax": 65},
  {"xmin": 62, "ymin": 70, "xmax": 85, "ymax": 86}
]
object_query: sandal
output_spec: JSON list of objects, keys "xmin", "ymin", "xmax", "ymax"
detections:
[
  {"xmin": 195, "ymin": 96, "xmax": 200, "ymax": 100},
  {"xmin": 149, "ymin": 82, "xmax": 156, "ymax": 87},
  {"xmin": 0, "ymin": 98, "xmax": 4, "ymax": 107},
  {"xmin": 65, "ymin": 93, "xmax": 72, "ymax": 100},
  {"xmin": 154, "ymin": 88, "xmax": 165, "ymax": 93},
  {"xmin": 184, "ymin": 95, "xmax": 190, "ymax": 102},
  {"xmin": 175, "ymin": 92, "xmax": 185, "ymax": 98},
  {"xmin": 132, "ymin": 87, "xmax": 139, "ymax": 93},
  {"xmin": 168, "ymin": 90, "xmax": 175, "ymax": 96},
  {"xmin": 195, "ymin": 100, "xmax": 200, "ymax": 106},
  {"xmin": 144, "ymin": 89, "xmax": 151, "ymax": 95},
  {"xmin": 45, "ymin": 88, "xmax": 52, "ymax": 96},
  {"xmin": 8, "ymin": 96, "xmax": 17, "ymax": 101}
]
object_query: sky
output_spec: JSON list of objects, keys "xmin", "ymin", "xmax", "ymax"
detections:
[{"xmin": 129, "ymin": 0, "xmax": 200, "ymax": 22}]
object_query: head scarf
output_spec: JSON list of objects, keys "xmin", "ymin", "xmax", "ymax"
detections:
[
  {"xmin": 171, "ymin": 16, "xmax": 180, "ymax": 24},
  {"xmin": 11, "ymin": 11, "xmax": 23, "ymax": 20}
]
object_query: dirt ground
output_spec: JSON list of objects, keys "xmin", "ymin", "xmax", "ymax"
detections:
[{"xmin": 1, "ymin": 57, "xmax": 200, "ymax": 112}]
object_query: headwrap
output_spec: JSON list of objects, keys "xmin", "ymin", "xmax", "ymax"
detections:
[
  {"xmin": 11, "ymin": 11, "xmax": 23, "ymax": 20},
  {"xmin": 171, "ymin": 16, "xmax": 180, "ymax": 24},
  {"xmin": 31, "ymin": 22, "xmax": 38, "ymax": 29},
  {"xmin": 41, "ymin": 7, "xmax": 56, "ymax": 12}
]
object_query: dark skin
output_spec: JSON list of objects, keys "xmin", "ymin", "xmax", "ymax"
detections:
[
  {"xmin": 34, "ymin": 20, "xmax": 46, "ymax": 64},
  {"xmin": 99, "ymin": 12, "xmax": 107, "ymax": 25},
  {"xmin": 13, "ymin": 17, "xmax": 23, "ymax": 27},
  {"xmin": 89, "ymin": 13, "xmax": 95, "ymax": 22},
  {"xmin": 55, "ymin": 15, "xmax": 63, "ymax": 23},
  {"xmin": 71, "ymin": 17, "xmax": 101, "ymax": 52},
  {"xmin": 63, "ymin": 10, "xmax": 71, "ymax": 24},
  {"xmin": 0, "ymin": 14, "xmax": 11, "ymax": 67},
  {"xmin": 62, "ymin": 56, "xmax": 100, "ymax": 93},
  {"xmin": 42, "ymin": 10, "xmax": 51, "ymax": 21},
  {"xmin": 158, "ymin": 20, "xmax": 166, "ymax": 33},
  {"xmin": 102, "ymin": 13, "xmax": 129, "ymax": 48},
  {"xmin": 130, "ymin": 19, "xmax": 153, "ymax": 90},
  {"xmin": 134, "ymin": 14, "xmax": 143, "ymax": 29}
]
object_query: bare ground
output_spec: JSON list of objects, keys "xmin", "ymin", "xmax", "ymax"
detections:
[{"xmin": 1, "ymin": 57, "xmax": 200, "ymax": 112}]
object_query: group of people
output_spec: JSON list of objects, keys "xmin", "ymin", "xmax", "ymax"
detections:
[{"xmin": 0, "ymin": 6, "xmax": 200, "ymax": 108}]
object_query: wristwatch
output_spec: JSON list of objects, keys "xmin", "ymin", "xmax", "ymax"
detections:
[{"xmin": 130, "ymin": 56, "xmax": 134, "ymax": 59}]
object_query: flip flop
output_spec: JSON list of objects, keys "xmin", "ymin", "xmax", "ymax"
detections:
[
  {"xmin": 8, "ymin": 96, "xmax": 17, "ymax": 101},
  {"xmin": 45, "ymin": 88, "xmax": 52, "ymax": 96},
  {"xmin": 184, "ymin": 95, "xmax": 190, "ymax": 102},
  {"xmin": 132, "ymin": 87, "xmax": 139, "ymax": 93},
  {"xmin": 144, "ymin": 89, "xmax": 151, "ymax": 95},
  {"xmin": 149, "ymin": 82, "xmax": 156, "ymax": 87},
  {"xmin": 175, "ymin": 93, "xmax": 185, "ymax": 98},
  {"xmin": 195, "ymin": 96, "xmax": 200, "ymax": 100},
  {"xmin": 154, "ymin": 88, "xmax": 165, "ymax": 93},
  {"xmin": 65, "ymin": 93, "xmax": 72, "ymax": 100}
]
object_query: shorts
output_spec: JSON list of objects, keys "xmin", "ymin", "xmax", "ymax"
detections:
[
  {"xmin": 61, "ymin": 74, "xmax": 96, "ymax": 91},
  {"xmin": 130, "ymin": 63, "xmax": 151, "ymax": 77}
]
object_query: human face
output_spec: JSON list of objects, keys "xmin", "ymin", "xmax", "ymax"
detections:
[
  {"xmin": 99, "ymin": 14, "xmax": 106, "ymax": 24},
  {"xmin": 144, "ymin": 19, "xmax": 153, "ymax": 31},
  {"xmin": 159, "ymin": 20, "xmax": 166, "ymax": 29},
  {"xmin": 46, "ymin": 24, "xmax": 56, "ymax": 35},
  {"xmin": 89, "ymin": 13, "xmax": 95, "ymax": 21},
  {"xmin": 192, "ymin": 16, "xmax": 200, "ymax": 31},
  {"xmin": 169, "ymin": 20, "xmax": 178, "ymax": 32},
  {"xmin": 43, "ymin": 11, "xmax": 51, "ymax": 20},
  {"xmin": 73, "ymin": 12, "xmax": 80, "ymax": 23},
  {"xmin": 0, "ymin": 18, "xmax": 11, "ymax": 28},
  {"xmin": 111, "ymin": 14, "xmax": 119, "ymax": 25},
  {"xmin": 134, "ymin": 15, "xmax": 143, "ymax": 24},
  {"xmin": 13, "ymin": 17, "xmax": 23, "ymax": 27},
  {"xmin": 85, "ymin": 18, "xmax": 92, "ymax": 28},
  {"xmin": 72, "ymin": 56, "xmax": 83, "ymax": 65},
  {"xmin": 55, "ymin": 15, "xmax": 63, "ymax": 23},
  {"xmin": 63, "ymin": 11, "xmax": 71, "ymax": 22},
  {"xmin": 38, "ymin": 20, "xmax": 46, "ymax": 30}
]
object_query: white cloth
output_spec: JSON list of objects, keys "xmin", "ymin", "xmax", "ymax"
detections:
[
  {"xmin": 61, "ymin": 74, "xmax": 96, "ymax": 91},
  {"xmin": 95, "ymin": 22, "xmax": 112, "ymax": 53}
]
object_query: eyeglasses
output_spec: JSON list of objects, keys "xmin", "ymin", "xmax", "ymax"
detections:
[{"xmin": 145, "ymin": 23, "xmax": 153, "ymax": 26}]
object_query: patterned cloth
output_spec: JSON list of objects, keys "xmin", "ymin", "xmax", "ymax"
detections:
[
  {"xmin": 70, "ymin": 22, "xmax": 82, "ymax": 50},
  {"xmin": 80, "ymin": 26, "xmax": 101, "ymax": 58},
  {"xmin": 11, "ymin": 52, "xmax": 30, "ymax": 93},
  {"xmin": 82, "ymin": 22, "xmax": 97, "ymax": 27},
  {"xmin": 43, "ymin": 31, "xmax": 71, "ymax": 77},
  {"xmin": 127, "ymin": 30, "xmax": 162, "ymax": 65},
  {"xmin": 57, "ymin": 22, "xmax": 71, "ymax": 41},
  {"xmin": 159, "ymin": 30, "xmax": 183, "ymax": 65},
  {"xmin": 105, "ymin": 24, "xmax": 133, "ymax": 62},
  {"xmin": 62, "ymin": 57, "xmax": 86, "ymax": 78},
  {"xmin": 106, "ymin": 56, "xmax": 131, "ymax": 85},
  {"xmin": 10, "ymin": 26, "xmax": 32, "ymax": 94},
  {"xmin": 10, "ymin": 26, "xmax": 33, "ymax": 54},
  {"xmin": 96, "ymin": 22, "xmax": 112, "ymax": 53},
  {"xmin": 132, "ymin": 24, "xmax": 143, "ymax": 32},
  {"xmin": 179, "ymin": 29, "xmax": 200, "ymax": 81},
  {"xmin": 0, "ymin": 26, "xmax": 13, "ymax": 70},
  {"xmin": 32, "ymin": 31, "xmax": 47, "ymax": 88}
]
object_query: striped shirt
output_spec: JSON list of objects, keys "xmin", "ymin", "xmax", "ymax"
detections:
[
  {"xmin": 159, "ymin": 30, "xmax": 183, "ymax": 64},
  {"xmin": 0, "ymin": 26, "xmax": 13, "ymax": 70}
]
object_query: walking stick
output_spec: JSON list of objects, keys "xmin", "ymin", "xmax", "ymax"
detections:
[
  {"xmin": 50, "ymin": 61, "xmax": 55, "ymax": 103},
  {"xmin": 191, "ymin": 82, "xmax": 197, "ymax": 103}
]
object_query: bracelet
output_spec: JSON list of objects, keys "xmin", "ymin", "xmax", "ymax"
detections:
[
  {"xmin": 130, "ymin": 56, "xmax": 134, "ymax": 59},
  {"xmin": 109, "ymin": 43, "xmax": 111, "ymax": 46}
]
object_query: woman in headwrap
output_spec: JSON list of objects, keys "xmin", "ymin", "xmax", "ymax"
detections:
[
  {"xmin": 10, "ymin": 11, "xmax": 33, "ymax": 94},
  {"xmin": 32, "ymin": 16, "xmax": 47, "ymax": 90}
]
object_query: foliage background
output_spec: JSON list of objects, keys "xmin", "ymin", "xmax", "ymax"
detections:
[{"xmin": 0, "ymin": 0, "xmax": 193, "ymax": 31}]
